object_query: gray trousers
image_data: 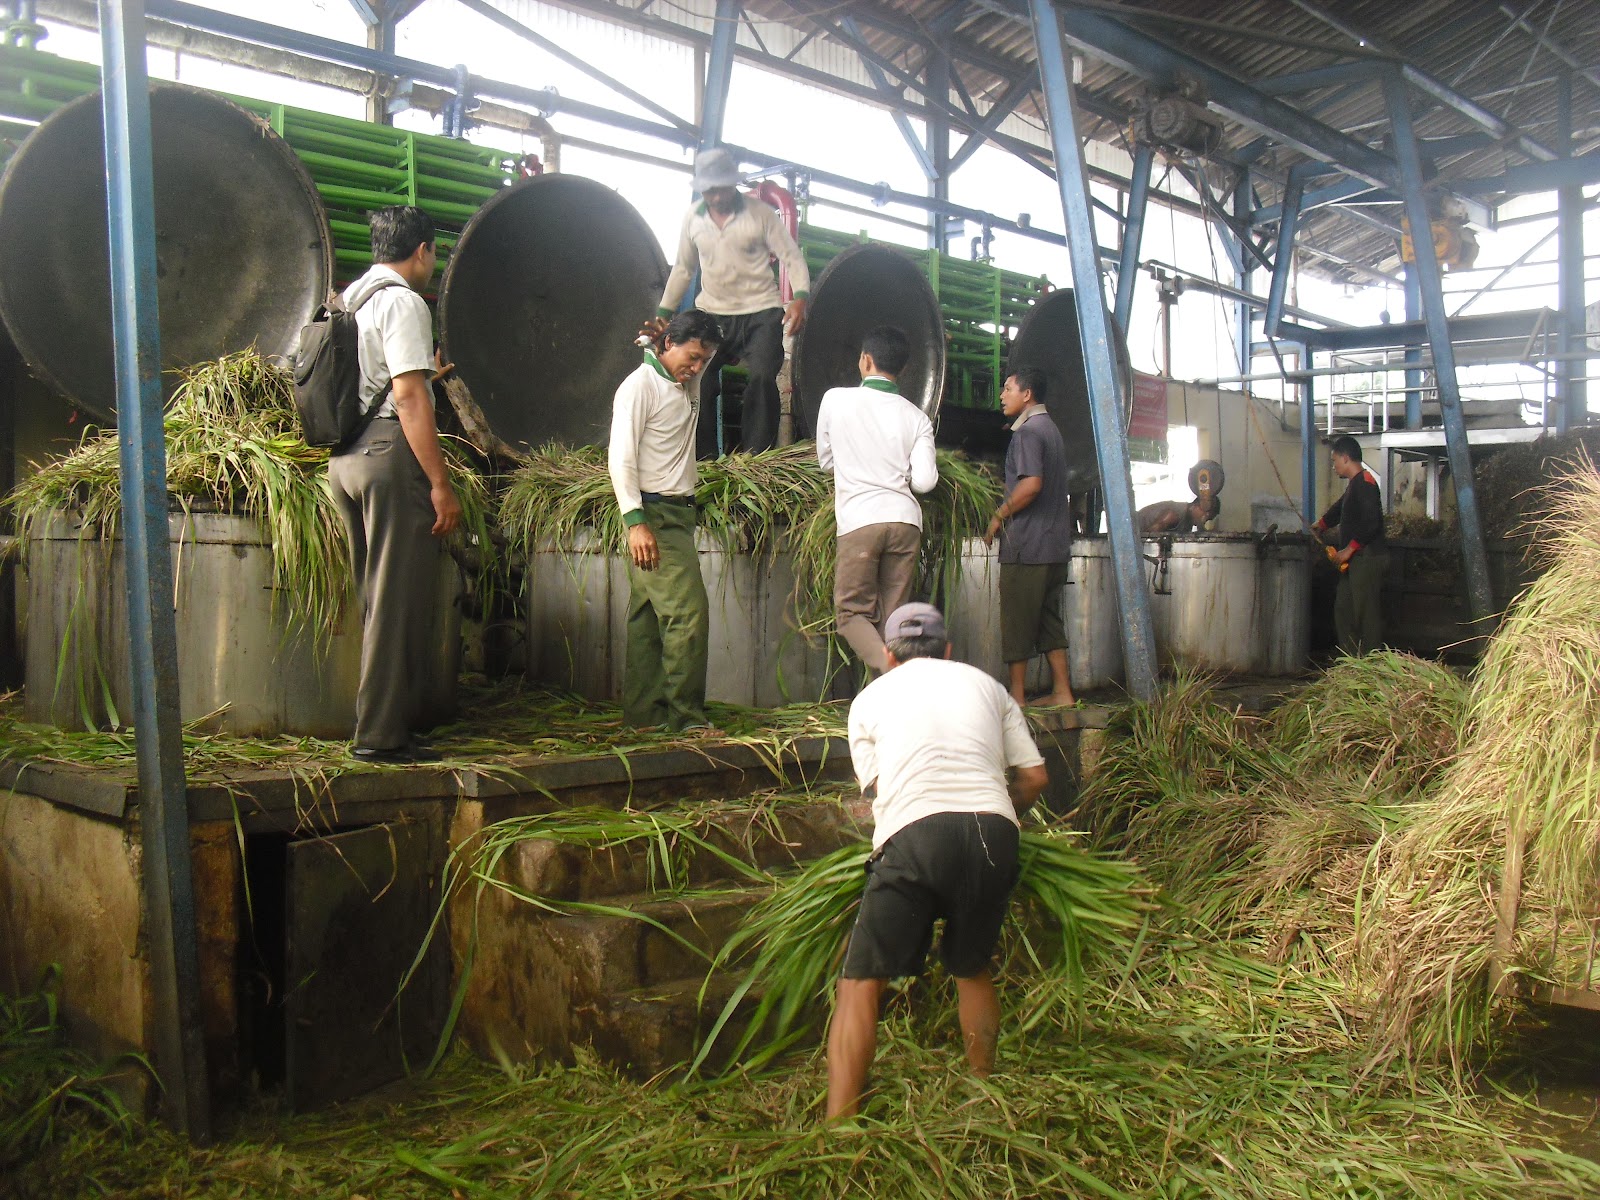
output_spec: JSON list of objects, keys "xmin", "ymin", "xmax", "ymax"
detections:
[
  {"xmin": 328, "ymin": 418, "xmax": 442, "ymax": 749},
  {"xmin": 834, "ymin": 522, "xmax": 920, "ymax": 672}
]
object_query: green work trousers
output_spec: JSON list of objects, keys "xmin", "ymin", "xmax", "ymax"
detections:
[
  {"xmin": 1334, "ymin": 545, "xmax": 1389, "ymax": 657},
  {"xmin": 624, "ymin": 500, "xmax": 710, "ymax": 730}
]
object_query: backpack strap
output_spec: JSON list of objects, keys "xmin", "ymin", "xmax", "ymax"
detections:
[{"xmin": 337, "ymin": 276, "xmax": 416, "ymax": 447}]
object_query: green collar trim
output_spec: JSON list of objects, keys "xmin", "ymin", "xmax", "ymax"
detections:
[
  {"xmin": 644, "ymin": 350, "xmax": 674, "ymax": 381},
  {"xmin": 862, "ymin": 377, "xmax": 900, "ymax": 394}
]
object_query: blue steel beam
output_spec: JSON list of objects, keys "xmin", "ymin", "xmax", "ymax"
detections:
[
  {"xmin": 1028, "ymin": 0, "xmax": 1157, "ymax": 702},
  {"xmin": 700, "ymin": 0, "xmax": 738, "ymax": 148},
  {"xmin": 1259, "ymin": 61, "xmax": 1377, "ymax": 96},
  {"xmin": 838, "ymin": 15, "xmax": 936, "ymax": 181},
  {"xmin": 1233, "ymin": 173, "xmax": 1254, "ymax": 373},
  {"xmin": 1263, "ymin": 174, "xmax": 1303, "ymax": 337},
  {"xmin": 1403, "ymin": 266, "xmax": 1423, "ymax": 429},
  {"xmin": 451, "ymin": 0, "xmax": 693, "ymax": 132},
  {"xmin": 1556, "ymin": 71, "xmax": 1588, "ymax": 433},
  {"xmin": 946, "ymin": 73, "xmax": 1035, "ymax": 174},
  {"xmin": 97, "ymin": 0, "xmax": 209, "ymax": 1139},
  {"xmin": 1046, "ymin": 8, "xmax": 1402, "ymax": 190},
  {"xmin": 1452, "ymin": 152, "xmax": 1600, "ymax": 195},
  {"xmin": 926, "ymin": 48, "xmax": 951, "ymax": 249},
  {"xmin": 144, "ymin": 0, "xmax": 699, "ymax": 145},
  {"xmin": 1113, "ymin": 143, "xmax": 1152, "ymax": 330},
  {"xmin": 1383, "ymin": 67, "xmax": 1493, "ymax": 623},
  {"xmin": 1299, "ymin": 347, "xmax": 1318, "ymax": 527},
  {"xmin": 1275, "ymin": 309, "xmax": 1544, "ymax": 352}
]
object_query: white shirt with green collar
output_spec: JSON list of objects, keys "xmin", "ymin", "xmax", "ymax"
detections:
[
  {"xmin": 815, "ymin": 376, "xmax": 938, "ymax": 536},
  {"xmin": 657, "ymin": 195, "xmax": 811, "ymax": 317},
  {"xmin": 608, "ymin": 350, "xmax": 701, "ymax": 526}
]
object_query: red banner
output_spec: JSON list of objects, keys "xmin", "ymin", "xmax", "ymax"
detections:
[{"xmin": 1128, "ymin": 373, "xmax": 1168, "ymax": 442}]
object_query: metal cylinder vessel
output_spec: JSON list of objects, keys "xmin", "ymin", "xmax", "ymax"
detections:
[
  {"xmin": 791, "ymin": 242, "xmax": 946, "ymax": 437},
  {"xmin": 24, "ymin": 511, "xmax": 460, "ymax": 737},
  {"xmin": 439, "ymin": 175, "xmax": 668, "ymax": 452},
  {"xmin": 0, "ymin": 84, "xmax": 332, "ymax": 421}
]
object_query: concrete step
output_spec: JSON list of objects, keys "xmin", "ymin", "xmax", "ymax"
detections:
[
  {"xmin": 546, "ymin": 888, "xmax": 766, "ymax": 994},
  {"xmin": 497, "ymin": 794, "xmax": 866, "ymax": 902},
  {"xmin": 581, "ymin": 973, "xmax": 770, "ymax": 1078}
]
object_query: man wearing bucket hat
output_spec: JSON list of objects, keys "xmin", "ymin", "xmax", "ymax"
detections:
[
  {"xmin": 826, "ymin": 602, "xmax": 1049, "ymax": 1121},
  {"xmin": 646, "ymin": 147, "xmax": 810, "ymax": 457}
]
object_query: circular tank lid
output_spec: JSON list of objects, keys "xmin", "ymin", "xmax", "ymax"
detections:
[
  {"xmin": 792, "ymin": 242, "xmax": 946, "ymax": 437},
  {"xmin": 1008, "ymin": 289, "xmax": 1133, "ymax": 493},
  {"xmin": 0, "ymin": 84, "xmax": 333, "ymax": 422},
  {"xmin": 439, "ymin": 175, "xmax": 668, "ymax": 452}
]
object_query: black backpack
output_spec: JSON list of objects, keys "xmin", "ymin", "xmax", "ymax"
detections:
[{"xmin": 292, "ymin": 277, "xmax": 408, "ymax": 449}]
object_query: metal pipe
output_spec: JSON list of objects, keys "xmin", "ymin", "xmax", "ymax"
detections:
[
  {"xmin": 1113, "ymin": 143, "xmax": 1151, "ymax": 330},
  {"xmin": 1403, "ymin": 266, "xmax": 1423, "ymax": 428},
  {"xmin": 96, "ymin": 0, "xmax": 208, "ymax": 1140},
  {"xmin": 1029, "ymin": 0, "xmax": 1156, "ymax": 701},
  {"xmin": 1557, "ymin": 71, "xmax": 1588, "ymax": 433},
  {"xmin": 699, "ymin": 0, "xmax": 736, "ymax": 148},
  {"xmin": 1384, "ymin": 67, "xmax": 1493, "ymax": 623}
]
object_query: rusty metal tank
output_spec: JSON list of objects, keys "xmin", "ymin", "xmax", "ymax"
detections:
[
  {"xmin": 1008, "ymin": 289, "xmax": 1134, "ymax": 491},
  {"xmin": 0, "ymin": 84, "xmax": 332, "ymax": 421},
  {"xmin": 791, "ymin": 243, "xmax": 946, "ymax": 437},
  {"xmin": 438, "ymin": 175, "xmax": 668, "ymax": 451}
]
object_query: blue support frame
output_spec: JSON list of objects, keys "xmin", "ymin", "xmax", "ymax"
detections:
[
  {"xmin": 1263, "ymin": 170, "xmax": 1305, "ymax": 337},
  {"xmin": 1556, "ymin": 71, "xmax": 1587, "ymax": 434},
  {"xmin": 1113, "ymin": 144, "xmax": 1152, "ymax": 330},
  {"xmin": 1028, "ymin": 0, "xmax": 1157, "ymax": 701},
  {"xmin": 1383, "ymin": 67, "xmax": 1494, "ymax": 623},
  {"xmin": 1233, "ymin": 174, "xmax": 1254, "ymax": 374},
  {"xmin": 97, "ymin": 0, "xmax": 209, "ymax": 1139},
  {"xmin": 699, "ymin": 0, "xmax": 738, "ymax": 149},
  {"xmin": 1403, "ymin": 266, "xmax": 1423, "ymax": 428},
  {"xmin": 1299, "ymin": 346, "xmax": 1318, "ymax": 527}
]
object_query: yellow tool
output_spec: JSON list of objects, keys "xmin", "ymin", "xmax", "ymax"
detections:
[{"xmin": 1325, "ymin": 544, "xmax": 1349, "ymax": 574}]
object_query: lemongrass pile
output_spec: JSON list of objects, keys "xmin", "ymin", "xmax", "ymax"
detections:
[
  {"xmin": 7, "ymin": 348, "xmax": 493, "ymax": 635},
  {"xmin": 497, "ymin": 443, "xmax": 1000, "ymax": 636}
]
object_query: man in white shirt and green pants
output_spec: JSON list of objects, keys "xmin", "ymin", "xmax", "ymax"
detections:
[
  {"xmin": 608, "ymin": 310, "xmax": 724, "ymax": 730},
  {"xmin": 816, "ymin": 326, "xmax": 939, "ymax": 673}
]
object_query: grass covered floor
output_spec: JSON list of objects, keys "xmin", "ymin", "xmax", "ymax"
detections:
[{"xmin": 9, "ymin": 935, "xmax": 1600, "ymax": 1199}]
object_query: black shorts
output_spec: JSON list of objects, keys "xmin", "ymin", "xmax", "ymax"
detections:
[{"xmin": 841, "ymin": 811, "xmax": 1020, "ymax": 981}]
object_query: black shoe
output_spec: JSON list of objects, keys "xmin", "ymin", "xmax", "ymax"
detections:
[{"xmin": 350, "ymin": 739, "xmax": 442, "ymax": 764}]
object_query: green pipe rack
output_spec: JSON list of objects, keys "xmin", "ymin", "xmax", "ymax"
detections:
[
  {"xmin": 0, "ymin": 45, "xmax": 517, "ymax": 288},
  {"xmin": 800, "ymin": 223, "xmax": 1048, "ymax": 412}
]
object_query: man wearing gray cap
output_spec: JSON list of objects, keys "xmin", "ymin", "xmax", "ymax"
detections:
[
  {"xmin": 826, "ymin": 602, "xmax": 1049, "ymax": 1121},
  {"xmin": 649, "ymin": 147, "xmax": 811, "ymax": 456}
]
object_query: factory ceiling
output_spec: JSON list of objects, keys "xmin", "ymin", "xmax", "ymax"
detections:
[{"xmin": 518, "ymin": 0, "xmax": 1600, "ymax": 285}]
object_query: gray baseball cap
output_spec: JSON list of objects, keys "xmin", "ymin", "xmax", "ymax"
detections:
[
  {"xmin": 693, "ymin": 147, "xmax": 740, "ymax": 191},
  {"xmin": 884, "ymin": 602, "xmax": 947, "ymax": 642}
]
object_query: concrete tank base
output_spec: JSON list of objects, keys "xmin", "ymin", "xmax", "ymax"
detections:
[{"xmin": 23, "ymin": 511, "xmax": 461, "ymax": 738}]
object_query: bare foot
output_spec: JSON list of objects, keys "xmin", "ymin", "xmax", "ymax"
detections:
[{"xmin": 1038, "ymin": 692, "xmax": 1077, "ymax": 708}]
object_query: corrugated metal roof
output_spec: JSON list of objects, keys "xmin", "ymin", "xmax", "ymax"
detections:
[{"xmin": 583, "ymin": 0, "xmax": 1598, "ymax": 281}]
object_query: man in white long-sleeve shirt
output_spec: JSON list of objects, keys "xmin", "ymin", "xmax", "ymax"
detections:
[
  {"xmin": 815, "ymin": 326, "xmax": 939, "ymax": 673},
  {"xmin": 650, "ymin": 147, "xmax": 810, "ymax": 457},
  {"xmin": 608, "ymin": 309, "xmax": 723, "ymax": 730}
]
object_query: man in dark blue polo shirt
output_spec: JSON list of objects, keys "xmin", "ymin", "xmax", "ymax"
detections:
[
  {"xmin": 983, "ymin": 367, "xmax": 1077, "ymax": 707},
  {"xmin": 1315, "ymin": 434, "xmax": 1388, "ymax": 655}
]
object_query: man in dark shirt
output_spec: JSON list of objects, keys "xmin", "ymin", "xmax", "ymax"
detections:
[
  {"xmin": 1315, "ymin": 435, "xmax": 1388, "ymax": 655},
  {"xmin": 1137, "ymin": 494, "xmax": 1219, "ymax": 534},
  {"xmin": 983, "ymin": 368, "xmax": 1076, "ymax": 707}
]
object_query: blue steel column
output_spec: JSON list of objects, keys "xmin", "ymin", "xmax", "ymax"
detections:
[
  {"xmin": 699, "ymin": 0, "xmax": 738, "ymax": 148},
  {"xmin": 1233, "ymin": 174, "xmax": 1253, "ymax": 374},
  {"xmin": 1383, "ymin": 68, "xmax": 1494, "ymax": 623},
  {"xmin": 1299, "ymin": 345, "xmax": 1318, "ymax": 526},
  {"xmin": 1263, "ymin": 174, "xmax": 1304, "ymax": 337},
  {"xmin": 1402, "ymin": 266, "xmax": 1423, "ymax": 428},
  {"xmin": 1113, "ymin": 144, "xmax": 1153, "ymax": 329},
  {"xmin": 1556, "ymin": 70, "xmax": 1587, "ymax": 433},
  {"xmin": 1029, "ymin": 0, "xmax": 1157, "ymax": 700},
  {"xmin": 98, "ymin": 0, "xmax": 208, "ymax": 1137}
]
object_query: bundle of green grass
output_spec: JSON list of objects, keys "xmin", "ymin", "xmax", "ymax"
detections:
[
  {"xmin": 7, "ymin": 348, "xmax": 493, "ymax": 634},
  {"xmin": 497, "ymin": 443, "xmax": 1000, "ymax": 637},
  {"xmin": 1079, "ymin": 457, "xmax": 1600, "ymax": 1074}
]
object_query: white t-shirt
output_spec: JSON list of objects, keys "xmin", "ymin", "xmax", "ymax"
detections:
[
  {"xmin": 847, "ymin": 656, "xmax": 1045, "ymax": 850},
  {"xmin": 608, "ymin": 354, "xmax": 702, "ymax": 518},
  {"xmin": 342, "ymin": 264, "xmax": 433, "ymax": 419},
  {"xmin": 815, "ymin": 382, "xmax": 938, "ymax": 536}
]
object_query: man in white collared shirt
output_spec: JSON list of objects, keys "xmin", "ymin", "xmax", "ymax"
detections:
[
  {"xmin": 608, "ymin": 309, "xmax": 724, "ymax": 730},
  {"xmin": 651, "ymin": 148, "xmax": 810, "ymax": 457},
  {"xmin": 815, "ymin": 326, "xmax": 938, "ymax": 673},
  {"xmin": 328, "ymin": 206, "xmax": 460, "ymax": 763}
]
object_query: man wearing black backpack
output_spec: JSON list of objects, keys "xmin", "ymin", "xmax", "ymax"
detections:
[{"xmin": 327, "ymin": 205, "xmax": 460, "ymax": 763}]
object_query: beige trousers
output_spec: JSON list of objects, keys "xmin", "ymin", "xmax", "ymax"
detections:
[{"xmin": 833, "ymin": 522, "xmax": 920, "ymax": 672}]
